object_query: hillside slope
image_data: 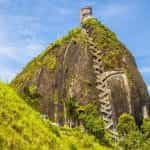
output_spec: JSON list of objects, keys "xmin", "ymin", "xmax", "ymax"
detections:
[{"xmin": 0, "ymin": 82, "xmax": 110, "ymax": 150}]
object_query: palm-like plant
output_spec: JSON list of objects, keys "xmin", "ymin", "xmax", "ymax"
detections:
[{"xmin": 65, "ymin": 97, "xmax": 79, "ymax": 127}]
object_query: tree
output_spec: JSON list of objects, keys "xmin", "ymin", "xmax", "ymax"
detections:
[
  {"xmin": 117, "ymin": 113, "xmax": 137, "ymax": 137},
  {"xmin": 79, "ymin": 104, "xmax": 105, "ymax": 140},
  {"xmin": 65, "ymin": 97, "xmax": 79, "ymax": 127},
  {"xmin": 141, "ymin": 118, "xmax": 150, "ymax": 139},
  {"xmin": 118, "ymin": 130, "xmax": 143, "ymax": 150}
]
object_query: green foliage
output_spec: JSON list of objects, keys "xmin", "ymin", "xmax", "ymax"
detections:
[
  {"xmin": 117, "ymin": 113, "xmax": 137, "ymax": 136},
  {"xmin": 117, "ymin": 114, "xmax": 150, "ymax": 150},
  {"xmin": 0, "ymin": 82, "xmax": 110, "ymax": 150},
  {"xmin": 140, "ymin": 118, "xmax": 150, "ymax": 149},
  {"xmin": 118, "ymin": 130, "xmax": 143, "ymax": 150},
  {"xmin": 65, "ymin": 99, "xmax": 108, "ymax": 144},
  {"xmin": 42, "ymin": 55, "xmax": 56, "ymax": 70},
  {"xmin": 60, "ymin": 127, "xmax": 111, "ymax": 150},
  {"xmin": 65, "ymin": 97, "xmax": 79, "ymax": 124},
  {"xmin": 0, "ymin": 82, "xmax": 58, "ymax": 150},
  {"xmin": 28, "ymin": 84, "xmax": 37, "ymax": 96},
  {"xmin": 69, "ymin": 143, "xmax": 77, "ymax": 150},
  {"xmin": 82, "ymin": 18, "xmax": 129, "ymax": 70},
  {"xmin": 141, "ymin": 118, "xmax": 150, "ymax": 139},
  {"xmin": 79, "ymin": 104, "xmax": 105, "ymax": 141}
]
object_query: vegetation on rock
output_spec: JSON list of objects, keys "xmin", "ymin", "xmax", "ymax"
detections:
[
  {"xmin": 65, "ymin": 98, "xmax": 110, "ymax": 144},
  {"xmin": 11, "ymin": 28, "xmax": 87, "ymax": 90},
  {"xmin": 116, "ymin": 113, "xmax": 150, "ymax": 150},
  {"xmin": 117, "ymin": 113, "xmax": 137, "ymax": 136},
  {"xmin": 82, "ymin": 18, "xmax": 129, "ymax": 69},
  {"xmin": 82, "ymin": 18, "xmax": 136, "ymax": 87}
]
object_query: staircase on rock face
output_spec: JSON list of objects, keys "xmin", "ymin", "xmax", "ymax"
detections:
[
  {"xmin": 84, "ymin": 29, "xmax": 125, "ymax": 138},
  {"xmin": 87, "ymin": 36, "xmax": 114, "ymax": 133}
]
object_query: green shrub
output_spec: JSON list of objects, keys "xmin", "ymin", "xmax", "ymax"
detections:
[
  {"xmin": 69, "ymin": 143, "xmax": 77, "ymax": 150},
  {"xmin": 141, "ymin": 118, "xmax": 150, "ymax": 139},
  {"xmin": 65, "ymin": 97, "xmax": 79, "ymax": 126},
  {"xmin": 79, "ymin": 104, "xmax": 105, "ymax": 141},
  {"xmin": 28, "ymin": 84, "xmax": 37, "ymax": 96},
  {"xmin": 42, "ymin": 55, "xmax": 56, "ymax": 70},
  {"xmin": 116, "ymin": 114, "xmax": 150, "ymax": 150},
  {"xmin": 117, "ymin": 113, "xmax": 137, "ymax": 137},
  {"xmin": 118, "ymin": 130, "xmax": 143, "ymax": 150}
]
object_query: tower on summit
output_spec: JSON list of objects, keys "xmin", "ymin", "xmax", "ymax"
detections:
[{"xmin": 80, "ymin": 6, "xmax": 93, "ymax": 23}]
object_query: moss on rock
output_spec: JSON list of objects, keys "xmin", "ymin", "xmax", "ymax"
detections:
[
  {"xmin": 11, "ymin": 27, "xmax": 88, "ymax": 90},
  {"xmin": 82, "ymin": 18, "xmax": 129, "ymax": 70}
]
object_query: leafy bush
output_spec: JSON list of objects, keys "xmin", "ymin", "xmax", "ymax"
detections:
[
  {"xmin": 28, "ymin": 84, "xmax": 37, "ymax": 96},
  {"xmin": 42, "ymin": 55, "xmax": 56, "ymax": 70},
  {"xmin": 117, "ymin": 113, "xmax": 137, "ymax": 136},
  {"xmin": 117, "ymin": 114, "xmax": 150, "ymax": 150},
  {"xmin": 65, "ymin": 97, "xmax": 79, "ymax": 127},
  {"xmin": 118, "ymin": 130, "xmax": 143, "ymax": 150},
  {"xmin": 69, "ymin": 143, "xmax": 77, "ymax": 150},
  {"xmin": 141, "ymin": 118, "xmax": 150, "ymax": 139},
  {"xmin": 79, "ymin": 104, "xmax": 105, "ymax": 141}
]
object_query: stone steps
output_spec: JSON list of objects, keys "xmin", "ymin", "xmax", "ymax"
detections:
[
  {"xmin": 98, "ymin": 92, "xmax": 109, "ymax": 99},
  {"xmin": 106, "ymin": 121, "xmax": 114, "ymax": 129},
  {"xmin": 99, "ymin": 99, "xmax": 110, "ymax": 105},
  {"xmin": 101, "ymin": 110, "xmax": 112, "ymax": 117},
  {"xmin": 103, "ymin": 116, "xmax": 112, "ymax": 122},
  {"xmin": 101, "ymin": 104, "xmax": 112, "ymax": 111},
  {"xmin": 84, "ymin": 29, "xmax": 118, "ymax": 139}
]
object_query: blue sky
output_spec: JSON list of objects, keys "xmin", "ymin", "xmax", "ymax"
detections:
[{"xmin": 0, "ymin": 0, "xmax": 150, "ymax": 91}]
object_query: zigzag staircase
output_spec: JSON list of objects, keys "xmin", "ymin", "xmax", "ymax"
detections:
[{"xmin": 84, "ymin": 29, "xmax": 124, "ymax": 138}]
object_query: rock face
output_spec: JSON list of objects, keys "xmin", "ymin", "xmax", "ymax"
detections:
[{"xmin": 11, "ymin": 17, "xmax": 150, "ymax": 131}]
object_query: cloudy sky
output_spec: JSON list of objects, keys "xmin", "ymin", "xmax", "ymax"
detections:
[{"xmin": 0, "ymin": 0, "xmax": 150, "ymax": 91}]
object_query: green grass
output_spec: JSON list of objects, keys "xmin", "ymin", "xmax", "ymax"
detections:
[{"xmin": 0, "ymin": 82, "xmax": 111, "ymax": 150}]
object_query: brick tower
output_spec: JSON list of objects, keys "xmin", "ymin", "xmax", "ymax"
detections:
[{"xmin": 80, "ymin": 6, "xmax": 93, "ymax": 23}]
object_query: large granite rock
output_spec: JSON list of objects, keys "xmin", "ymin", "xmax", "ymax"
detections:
[{"xmin": 11, "ymin": 18, "xmax": 150, "ymax": 128}]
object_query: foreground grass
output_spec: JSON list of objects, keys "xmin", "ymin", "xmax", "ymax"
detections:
[{"xmin": 0, "ymin": 82, "xmax": 110, "ymax": 150}]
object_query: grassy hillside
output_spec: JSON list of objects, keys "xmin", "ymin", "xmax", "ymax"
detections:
[{"xmin": 0, "ymin": 82, "xmax": 110, "ymax": 150}]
